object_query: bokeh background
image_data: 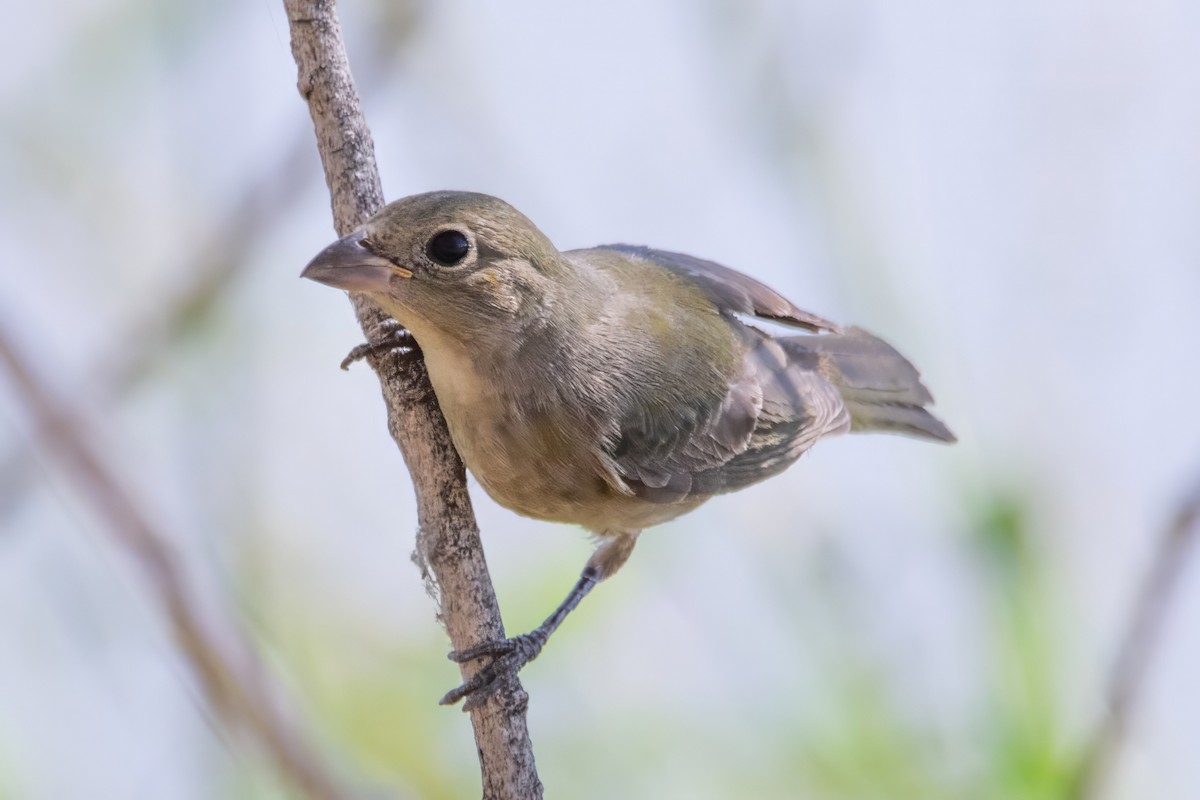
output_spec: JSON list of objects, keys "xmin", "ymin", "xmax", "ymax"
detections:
[{"xmin": 2, "ymin": 1, "xmax": 1198, "ymax": 798}]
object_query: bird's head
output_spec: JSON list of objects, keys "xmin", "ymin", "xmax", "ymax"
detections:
[{"xmin": 302, "ymin": 191, "xmax": 568, "ymax": 343}]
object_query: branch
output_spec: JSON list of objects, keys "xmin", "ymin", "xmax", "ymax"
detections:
[
  {"xmin": 0, "ymin": 324, "xmax": 357, "ymax": 800},
  {"xmin": 1070, "ymin": 474, "xmax": 1200, "ymax": 799},
  {"xmin": 281, "ymin": 2, "xmax": 542, "ymax": 797}
]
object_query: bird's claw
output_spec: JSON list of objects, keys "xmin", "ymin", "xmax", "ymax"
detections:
[
  {"xmin": 440, "ymin": 632, "xmax": 546, "ymax": 710},
  {"xmin": 340, "ymin": 322, "xmax": 419, "ymax": 370}
]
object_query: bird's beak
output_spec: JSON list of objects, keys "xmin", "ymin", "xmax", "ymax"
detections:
[{"xmin": 300, "ymin": 231, "xmax": 413, "ymax": 292}]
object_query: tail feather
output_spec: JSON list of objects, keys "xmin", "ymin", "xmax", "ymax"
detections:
[{"xmin": 781, "ymin": 327, "xmax": 956, "ymax": 443}]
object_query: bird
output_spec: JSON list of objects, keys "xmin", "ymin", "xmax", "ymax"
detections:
[{"xmin": 301, "ymin": 191, "xmax": 954, "ymax": 708}]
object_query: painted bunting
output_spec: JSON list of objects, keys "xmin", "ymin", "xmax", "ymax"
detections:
[{"xmin": 302, "ymin": 191, "xmax": 954, "ymax": 707}]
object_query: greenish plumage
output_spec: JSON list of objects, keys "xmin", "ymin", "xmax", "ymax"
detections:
[{"xmin": 301, "ymin": 190, "xmax": 955, "ymax": 706}]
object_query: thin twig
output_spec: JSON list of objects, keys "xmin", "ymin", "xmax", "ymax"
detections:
[
  {"xmin": 0, "ymin": 323, "xmax": 360, "ymax": 800},
  {"xmin": 281, "ymin": 2, "xmax": 543, "ymax": 798},
  {"xmin": 1071, "ymin": 475, "xmax": 1200, "ymax": 799}
]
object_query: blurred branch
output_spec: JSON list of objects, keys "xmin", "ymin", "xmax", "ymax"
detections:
[
  {"xmin": 0, "ymin": 122, "xmax": 309, "ymax": 524},
  {"xmin": 0, "ymin": 8, "xmax": 415, "ymax": 523},
  {"xmin": 0, "ymin": 323, "xmax": 360, "ymax": 800},
  {"xmin": 281, "ymin": 2, "xmax": 542, "ymax": 798},
  {"xmin": 1071, "ymin": 475, "xmax": 1200, "ymax": 800}
]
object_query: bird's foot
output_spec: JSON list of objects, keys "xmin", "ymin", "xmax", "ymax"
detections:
[
  {"xmin": 340, "ymin": 322, "xmax": 419, "ymax": 370},
  {"xmin": 440, "ymin": 631, "xmax": 547, "ymax": 710}
]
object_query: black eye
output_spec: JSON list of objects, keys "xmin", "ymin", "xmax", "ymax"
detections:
[{"xmin": 427, "ymin": 229, "xmax": 470, "ymax": 266}]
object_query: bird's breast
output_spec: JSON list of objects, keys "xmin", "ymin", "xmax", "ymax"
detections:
[
  {"xmin": 419, "ymin": 333, "xmax": 607, "ymax": 521},
  {"xmin": 418, "ymin": 332, "xmax": 694, "ymax": 531}
]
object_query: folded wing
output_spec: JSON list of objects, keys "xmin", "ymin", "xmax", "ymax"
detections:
[{"xmin": 596, "ymin": 246, "xmax": 853, "ymax": 504}]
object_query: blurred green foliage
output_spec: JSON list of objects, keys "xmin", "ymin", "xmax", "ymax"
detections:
[
  {"xmin": 975, "ymin": 496, "xmax": 1077, "ymax": 800},
  {"xmin": 219, "ymin": 491, "xmax": 1095, "ymax": 800}
]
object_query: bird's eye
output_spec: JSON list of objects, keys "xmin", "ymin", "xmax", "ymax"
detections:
[{"xmin": 427, "ymin": 229, "xmax": 471, "ymax": 266}]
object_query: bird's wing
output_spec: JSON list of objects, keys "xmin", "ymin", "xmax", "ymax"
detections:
[
  {"xmin": 606, "ymin": 328, "xmax": 851, "ymax": 505},
  {"xmin": 597, "ymin": 244, "xmax": 841, "ymax": 333},
  {"xmin": 590, "ymin": 247, "xmax": 854, "ymax": 506}
]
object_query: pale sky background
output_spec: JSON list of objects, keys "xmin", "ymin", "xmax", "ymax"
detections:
[{"xmin": 1, "ymin": 1, "xmax": 1198, "ymax": 798}]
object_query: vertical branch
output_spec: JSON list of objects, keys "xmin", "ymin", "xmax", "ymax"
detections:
[
  {"xmin": 1071, "ymin": 476, "xmax": 1200, "ymax": 799},
  {"xmin": 281, "ymin": 2, "xmax": 542, "ymax": 798}
]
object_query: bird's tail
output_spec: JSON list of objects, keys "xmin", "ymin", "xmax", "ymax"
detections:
[{"xmin": 780, "ymin": 327, "xmax": 956, "ymax": 443}]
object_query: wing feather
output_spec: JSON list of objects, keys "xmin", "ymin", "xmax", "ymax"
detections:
[
  {"xmin": 584, "ymin": 245, "xmax": 850, "ymax": 504},
  {"xmin": 598, "ymin": 244, "xmax": 841, "ymax": 333},
  {"xmin": 610, "ymin": 331, "xmax": 848, "ymax": 504}
]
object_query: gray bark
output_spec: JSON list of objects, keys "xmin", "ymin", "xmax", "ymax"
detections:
[{"xmin": 282, "ymin": 2, "xmax": 543, "ymax": 797}]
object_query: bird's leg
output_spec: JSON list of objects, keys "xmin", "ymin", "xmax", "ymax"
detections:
[
  {"xmin": 340, "ymin": 319, "xmax": 420, "ymax": 370},
  {"xmin": 441, "ymin": 530, "xmax": 640, "ymax": 709}
]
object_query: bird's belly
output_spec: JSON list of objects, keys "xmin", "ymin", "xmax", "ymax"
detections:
[
  {"xmin": 440, "ymin": 387, "xmax": 698, "ymax": 531},
  {"xmin": 422, "ymin": 342, "xmax": 597, "ymax": 521},
  {"xmin": 447, "ymin": 404, "xmax": 624, "ymax": 527},
  {"xmin": 422, "ymin": 334, "xmax": 703, "ymax": 532},
  {"xmin": 470, "ymin": 452, "xmax": 698, "ymax": 532}
]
